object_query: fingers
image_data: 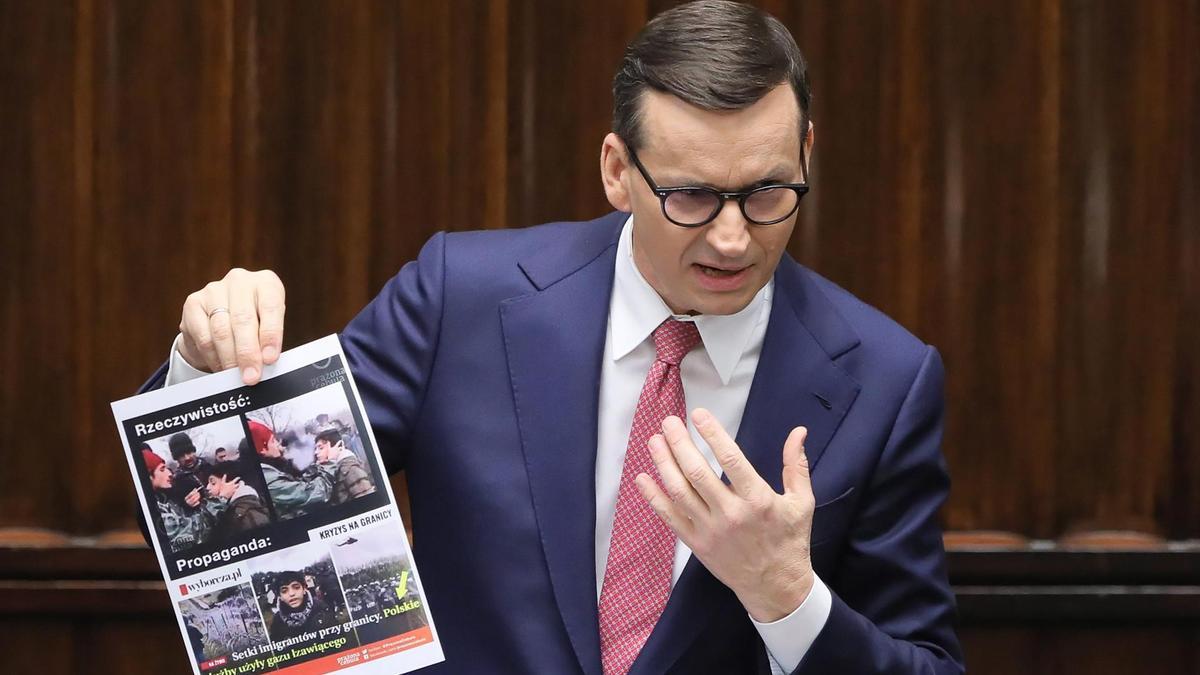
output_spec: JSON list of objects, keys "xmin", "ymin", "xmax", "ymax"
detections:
[
  {"xmin": 256, "ymin": 271, "xmax": 286, "ymax": 365},
  {"xmin": 204, "ymin": 281, "xmax": 238, "ymax": 372},
  {"xmin": 660, "ymin": 416, "xmax": 732, "ymax": 511},
  {"xmin": 177, "ymin": 268, "xmax": 286, "ymax": 384},
  {"xmin": 692, "ymin": 408, "xmax": 769, "ymax": 498},
  {"xmin": 223, "ymin": 478, "xmax": 244, "ymax": 498},
  {"xmin": 227, "ymin": 273, "xmax": 263, "ymax": 383},
  {"xmin": 647, "ymin": 434, "xmax": 708, "ymax": 517},
  {"xmin": 781, "ymin": 426, "xmax": 810, "ymax": 496},
  {"xmin": 180, "ymin": 294, "xmax": 220, "ymax": 372},
  {"xmin": 634, "ymin": 472, "xmax": 695, "ymax": 540}
]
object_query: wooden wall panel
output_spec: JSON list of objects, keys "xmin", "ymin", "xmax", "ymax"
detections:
[
  {"xmin": 0, "ymin": 615, "xmax": 188, "ymax": 674},
  {"xmin": 507, "ymin": 0, "xmax": 645, "ymax": 227},
  {"xmin": 0, "ymin": 0, "xmax": 81, "ymax": 532},
  {"xmin": 1, "ymin": 1, "xmax": 1199, "ymax": 672},
  {"xmin": 1052, "ymin": 0, "xmax": 1200, "ymax": 539},
  {"xmin": 959, "ymin": 625, "xmax": 1200, "ymax": 675}
]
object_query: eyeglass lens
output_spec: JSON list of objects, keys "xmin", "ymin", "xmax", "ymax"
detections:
[{"xmin": 663, "ymin": 186, "xmax": 799, "ymax": 225}]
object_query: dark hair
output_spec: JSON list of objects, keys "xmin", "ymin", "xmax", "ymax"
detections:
[
  {"xmin": 274, "ymin": 570, "xmax": 307, "ymax": 592},
  {"xmin": 209, "ymin": 460, "xmax": 245, "ymax": 482},
  {"xmin": 613, "ymin": 0, "xmax": 811, "ymax": 151},
  {"xmin": 314, "ymin": 428, "xmax": 342, "ymax": 446},
  {"xmin": 168, "ymin": 432, "xmax": 197, "ymax": 460}
]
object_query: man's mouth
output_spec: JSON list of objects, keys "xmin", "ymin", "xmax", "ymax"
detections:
[
  {"xmin": 691, "ymin": 262, "xmax": 752, "ymax": 292},
  {"xmin": 691, "ymin": 261, "xmax": 744, "ymax": 275}
]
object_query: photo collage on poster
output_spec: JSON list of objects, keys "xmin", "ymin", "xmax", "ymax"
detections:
[{"xmin": 114, "ymin": 336, "xmax": 443, "ymax": 675}]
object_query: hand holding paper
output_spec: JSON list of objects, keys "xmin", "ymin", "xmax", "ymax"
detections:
[{"xmin": 177, "ymin": 267, "xmax": 287, "ymax": 385}]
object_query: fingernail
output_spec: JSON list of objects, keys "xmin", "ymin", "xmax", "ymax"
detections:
[
  {"xmin": 243, "ymin": 367, "xmax": 258, "ymax": 382},
  {"xmin": 693, "ymin": 408, "xmax": 711, "ymax": 424},
  {"xmin": 262, "ymin": 346, "xmax": 278, "ymax": 362}
]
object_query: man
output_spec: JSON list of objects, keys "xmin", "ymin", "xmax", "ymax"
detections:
[
  {"xmin": 167, "ymin": 432, "xmax": 210, "ymax": 505},
  {"xmin": 314, "ymin": 427, "xmax": 377, "ymax": 504},
  {"xmin": 214, "ymin": 447, "xmax": 229, "ymax": 463},
  {"xmin": 246, "ymin": 419, "xmax": 337, "ymax": 520},
  {"xmin": 267, "ymin": 570, "xmax": 339, "ymax": 641},
  {"xmin": 144, "ymin": 449, "xmax": 241, "ymax": 553},
  {"xmin": 145, "ymin": 2, "xmax": 962, "ymax": 672}
]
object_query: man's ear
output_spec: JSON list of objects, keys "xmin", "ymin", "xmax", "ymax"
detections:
[
  {"xmin": 600, "ymin": 133, "xmax": 632, "ymax": 212},
  {"xmin": 803, "ymin": 120, "xmax": 815, "ymax": 170}
]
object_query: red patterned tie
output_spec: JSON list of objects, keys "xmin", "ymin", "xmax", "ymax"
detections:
[{"xmin": 599, "ymin": 319, "xmax": 703, "ymax": 675}]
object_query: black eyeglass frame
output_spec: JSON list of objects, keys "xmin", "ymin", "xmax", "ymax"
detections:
[{"xmin": 625, "ymin": 146, "xmax": 810, "ymax": 228}]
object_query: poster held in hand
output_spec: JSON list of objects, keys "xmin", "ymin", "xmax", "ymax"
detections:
[{"xmin": 113, "ymin": 335, "xmax": 444, "ymax": 675}]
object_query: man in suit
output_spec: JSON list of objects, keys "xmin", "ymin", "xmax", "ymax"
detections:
[{"xmin": 152, "ymin": 1, "xmax": 963, "ymax": 672}]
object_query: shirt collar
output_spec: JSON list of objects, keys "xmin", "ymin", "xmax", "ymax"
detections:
[{"xmin": 608, "ymin": 216, "xmax": 773, "ymax": 385}]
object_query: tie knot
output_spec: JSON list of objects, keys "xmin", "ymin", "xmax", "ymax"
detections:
[{"xmin": 653, "ymin": 319, "xmax": 701, "ymax": 366}]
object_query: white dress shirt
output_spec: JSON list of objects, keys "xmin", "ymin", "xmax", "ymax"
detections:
[
  {"xmin": 595, "ymin": 218, "xmax": 829, "ymax": 673},
  {"xmin": 165, "ymin": 216, "xmax": 831, "ymax": 672}
]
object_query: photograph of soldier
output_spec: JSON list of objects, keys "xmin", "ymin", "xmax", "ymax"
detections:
[
  {"xmin": 142, "ymin": 447, "xmax": 242, "ymax": 553},
  {"xmin": 167, "ymin": 432, "xmax": 211, "ymax": 505},
  {"xmin": 142, "ymin": 416, "xmax": 258, "ymax": 552},
  {"xmin": 250, "ymin": 543, "xmax": 355, "ymax": 659},
  {"xmin": 244, "ymin": 382, "xmax": 380, "ymax": 522},
  {"xmin": 177, "ymin": 584, "xmax": 270, "ymax": 667},
  {"xmin": 207, "ymin": 460, "xmax": 271, "ymax": 537},
  {"xmin": 246, "ymin": 419, "xmax": 338, "ymax": 521},
  {"xmin": 332, "ymin": 524, "xmax": 429, "ymax": 645}
]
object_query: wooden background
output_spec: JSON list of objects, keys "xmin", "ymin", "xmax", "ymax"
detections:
[{"xmin": 1, "ymin": 0, "xmax": 1198, "ymax": 673}]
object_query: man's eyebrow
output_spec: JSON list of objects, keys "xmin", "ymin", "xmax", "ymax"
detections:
[{"xmin": 658, "ymin": 163, "xmax": 799, "ymax": 191}]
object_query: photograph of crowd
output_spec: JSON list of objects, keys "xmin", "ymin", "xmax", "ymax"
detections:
[
  {"xmin": 332, "ymin": 524, "xmax": 429, "ymax": 644},
  {"xmin": 249, "ymin": 542, "xmax": 355, "ymax": 651},
  {"xmin": 177, "ymin": 584, "xmax": 270, "ymax": 667},
  {"xmin": 243, "ymin": 382, "xmax": 378, "ymax": 522},
  {"xmin": 143, "ymin": 417, "xmax": 272, "ymax": 553}
]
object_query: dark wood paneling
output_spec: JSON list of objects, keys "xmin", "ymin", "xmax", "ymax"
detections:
[
  {"xmin": 959, "ymin": 626, "xmax": 1200, "ymax": 675},
  {"xmin": 0, "ymin": 615, "xmax": 191, "ymax": 675},
  {"xmin": 2, "ymin": 0, "xmax": 1195, "ymax": 543},
  {"xmin": 0, "ymin": 0, "xmax": 84, "ymax": 533},
  {"xmin": 2, "ymin": 0, "xmax": 1199, "ymax": 673},
  {"xmin": 5, "ymin": 541, "xmax": 1200, "ymax": 673}
]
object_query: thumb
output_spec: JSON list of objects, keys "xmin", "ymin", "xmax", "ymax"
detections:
[{"xmin": 781, "ymin": 426, "xmax": 810, "ymax": 495}]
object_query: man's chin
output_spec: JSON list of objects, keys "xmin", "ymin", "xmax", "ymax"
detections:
[{"xmin": 686, "ymin": 291, "xmax": 756, "ymax": 317}]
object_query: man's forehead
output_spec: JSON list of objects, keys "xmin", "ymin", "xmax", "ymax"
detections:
[{"xmin": 636, "ymin": 86, "xmax": 803, "ymax": 178}]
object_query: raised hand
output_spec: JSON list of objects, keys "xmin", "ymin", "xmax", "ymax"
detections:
[{"xmin": 635, "ymin": 408, "xmax": 815, "ymax": 622}]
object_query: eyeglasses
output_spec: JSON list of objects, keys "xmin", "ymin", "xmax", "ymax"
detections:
[{"xmin": 626, "ymin": 146, "xmax": 809, "ymax": 228}]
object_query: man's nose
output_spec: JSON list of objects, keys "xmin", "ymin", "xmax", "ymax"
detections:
[{"xmin": 705, "ymin": 200, "xmax": 752, "ymax": 257}]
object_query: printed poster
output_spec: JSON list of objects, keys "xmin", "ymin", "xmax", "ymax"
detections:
[{"xmin": 112, "ymin": 335, "xmax": 444, "ymax": 675}]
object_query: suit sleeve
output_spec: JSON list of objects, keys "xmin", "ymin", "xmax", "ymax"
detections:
[
  {"xmin": 794, "ymin": 346, "xmax": 965, "ymax": 675},
  {"xmin": 340, "ymin": 232, "xmax": 447, "ymax": 474}
]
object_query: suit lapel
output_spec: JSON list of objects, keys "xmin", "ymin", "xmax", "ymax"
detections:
[
  {"xmin": 631, "ymin": 256, "xmax": 863, "ymax": 674},
  {"xmin": 500, "ymin": 214, "xmax": 626, "ymax": 675}
]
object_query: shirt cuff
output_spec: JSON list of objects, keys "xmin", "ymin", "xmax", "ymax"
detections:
[
  {"xmin": 165, "ymin": 334, "xmax": 210, "ymax": 386},
  {"xmin": 750, "ymin": 574, "xmax": 833, "ymax": 674}
]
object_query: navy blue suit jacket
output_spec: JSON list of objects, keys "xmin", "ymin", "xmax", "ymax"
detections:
[
  {"xmin": 144, "ymin": 211, "xmax": 963, "ymax": 673},
  {"xmin": 338, "ymin": 212, "xmax": 963, "ymax": 674}
]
